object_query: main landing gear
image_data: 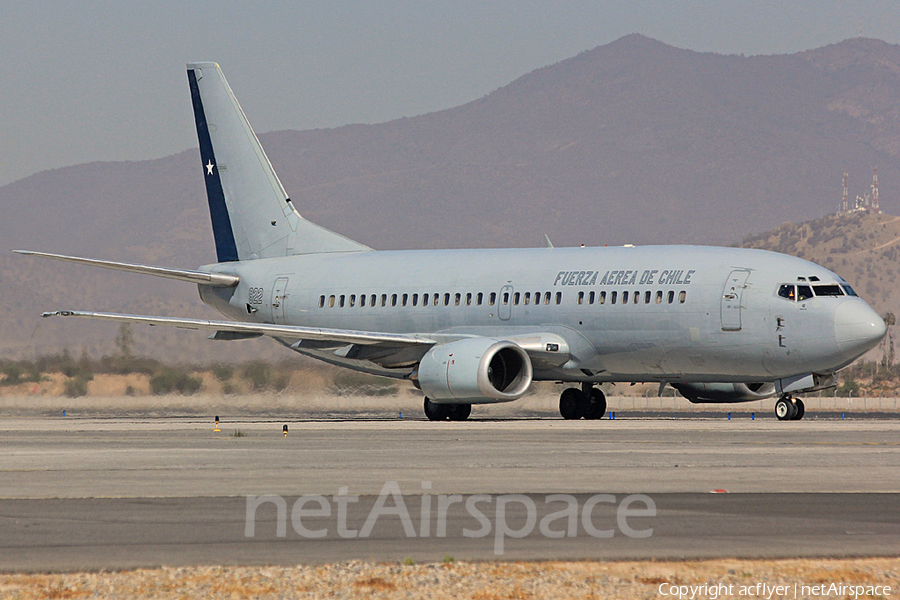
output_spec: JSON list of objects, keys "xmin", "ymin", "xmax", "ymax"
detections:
[
  {"xmin": 774, "ymin": 396, "xmax": 805, "ymax": 421},
  {"xmin": 559, "ymin": 384, "xmax": 607, "ymax": 420},
  {"xmin": 423, "ymin": 397, "xmax": 472, "ymax": 421}
]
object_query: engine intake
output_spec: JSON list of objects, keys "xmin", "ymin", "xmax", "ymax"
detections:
[{"xmin": 417, "ymin": 338, "xmax": 533, "ymax": 403}]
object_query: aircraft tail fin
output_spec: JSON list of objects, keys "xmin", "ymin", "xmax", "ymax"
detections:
[{"xmin": 186, "ymin": 62, "xmax": 369, "ymax": 262}]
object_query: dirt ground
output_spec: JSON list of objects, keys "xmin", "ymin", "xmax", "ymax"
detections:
[{"xmin": 0, "ymin": 558, "xmax": 896, "ymax": 599}]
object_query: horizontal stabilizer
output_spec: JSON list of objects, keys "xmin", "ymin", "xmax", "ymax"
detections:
[
  {"xmin": 41, "ymin": 310, "xmax": 436, "ymax": 347},
  {"xmin": 15, "ymin": 251, "xmax": 239, "ymax": 287}
]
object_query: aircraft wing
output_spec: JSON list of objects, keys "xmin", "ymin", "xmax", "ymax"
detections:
[
  {"xmin": 39, "ymin": 310, "xmax": 573, "ymax": 369},
  {"xmin": 41, "ymin": 310, "xmax": 436, "ymax": 346}
]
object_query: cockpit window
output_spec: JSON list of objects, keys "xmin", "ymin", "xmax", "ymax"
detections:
[
  {"xmin": 777, "ymin": 284, "xmax": 795, "ymax": 301},
  {"xmin": 797, "ymin": 285, "xmax": 813, "ymax": 301},
  {"xmin": 842, "ymin": 285, "xmax": 858, "ymax": 297},
  {"xmin": 813, "ymin": 284, "xmax": 844, "ymax": 297}
]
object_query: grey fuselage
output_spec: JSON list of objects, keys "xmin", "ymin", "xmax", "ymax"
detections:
[{"xmin": 198, "ymin": 243, "xmax": 884, "ymax": 385}]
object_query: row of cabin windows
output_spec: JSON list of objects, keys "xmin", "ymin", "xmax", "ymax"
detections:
[
  {"xmin": 577, "ymin": 290, "xmax": 687, "ymax": 305},
  {"xmin": 317, "ymin": 289, "xmax": 687, "ymax": 309},
  {"xmin": 319, "ymin": 291, "xmax": 565, "ymax": 309}
]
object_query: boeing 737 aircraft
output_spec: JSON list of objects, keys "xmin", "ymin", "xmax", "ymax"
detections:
[{"xmin": 20, "ymin": 63, "xmax": 887, "ymax": 421}]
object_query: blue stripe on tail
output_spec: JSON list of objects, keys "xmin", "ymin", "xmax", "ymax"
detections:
[{"xmin": 187, "ymin": 69, "xmax": 239, "ymax": 263}]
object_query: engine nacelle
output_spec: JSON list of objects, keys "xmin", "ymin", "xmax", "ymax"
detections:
[
  {"xmin": 672, "ymin": 382, "xmax": 776, "ymax": 404},
  {"xmin": 417, "ymin": 338, "xmax": 533, "ymax": 403}
]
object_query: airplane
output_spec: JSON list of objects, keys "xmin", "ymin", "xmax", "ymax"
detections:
[{"xmin": 18, "ymin": 62, "xmax": 886, "ymax": 422}]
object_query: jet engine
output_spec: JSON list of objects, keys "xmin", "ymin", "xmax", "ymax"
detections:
[
  {"xmin": 671, "ymin": 382, "xmax": 776, "ymax": 404},
  {"xmin": 416, "ymin": 338, "xmax": 532, "ymax": 403}
]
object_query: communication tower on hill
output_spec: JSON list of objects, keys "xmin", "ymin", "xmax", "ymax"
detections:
[
  {"xmin": 871, "ymin": 166, "xmax": 880, "ymax": 213},
  {"xmin": 839, "ymin": 168, "xmax": 882, "ymax": 215},
  {"xmin": 841, "ymin": 173, "xmax": 849, "ymax": 213}
]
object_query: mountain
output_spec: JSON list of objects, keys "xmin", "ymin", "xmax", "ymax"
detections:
[
  {"xmin": 739, "ymin": 211, "xmax": 900, "ymax": 321},
  {"xmin": 3, "ymin": 35, "xmax": 900, "ymax": 360}
]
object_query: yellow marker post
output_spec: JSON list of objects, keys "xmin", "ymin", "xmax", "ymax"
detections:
[
  {"xmin": 283, "ymin": 424, "xmax": 288, "ymax": 438},
  {"xmin": 214, "ymin": 415, "xmax": 221, "ymax": 432}
]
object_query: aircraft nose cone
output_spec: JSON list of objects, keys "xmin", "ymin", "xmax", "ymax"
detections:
[{"xmin": 834, "ymin": 300, "xmax": 886, "ymax": 359}]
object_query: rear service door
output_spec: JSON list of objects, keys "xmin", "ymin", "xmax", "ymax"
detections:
[{"xmin": 272, "ymin": 277, "xmax": 289, "ymax": 325}]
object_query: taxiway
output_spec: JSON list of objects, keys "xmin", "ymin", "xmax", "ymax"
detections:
[{"xmin": 0, "ymin": 417, "xmax": 897, "ymax": 571}]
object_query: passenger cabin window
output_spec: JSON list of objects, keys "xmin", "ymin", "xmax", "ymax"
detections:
[
  {"xmin": 401, "ymin": 293, "xmax": 408, "ymax": 307},
  {"xmin": 489, "ymin": 292, "xmax": 497, "ymax": 306},
  {"xmin": 455, "ymin": 293, "xmax": 461, "ymax": 306},
  {"xmin": 349, "ymin": 294, "xmax": 356, "ymax": 307},
  {"xmin": 319, "ymin": 295, "xmax": 325, "ymax": 308},
  {"xmin": 329, "ymin": 295, "xmax": 336, "ymax": 308},
  {"xmin": 622, "ymin": 291, "xmax": 629, "ymax": 304},
  {"xmin": 645, "ymin": 291, "xmax": 652, "ymax": 304},
  {"xmin": 797, "ymin": 285, "xmax": 813, "ymax": 301},
  {"xmin": 370, "ymin": 294, "xmax": 377, "ymax": 307},
  {"xmin": 502, "ymin": 292, "xmax": 510, "ymax": 305},
  {"xmin": 633, "ymin": 291, "xmax": 639, "ymax": 304},
  {"xmin": 476, "ymin": 292, "xmax": 483, "ymax": 305},
  {"xmin": 466, "ymin": 292, "xmax": 473, "ymax": 306},
  {"xmin": 599, "ymin": 291, "xmax": 606, "ymax": 304},
  {"xmin": 339, "ymin": 294, "xmax": 345, "ymax": 308},
  {"xmin": 589, "ymin": 291, "xmax": 595, "ymax": 304},
  {"xmin": 544, "ymin": 292, "xmax": 552, "ymax": 305},
  {"xmin": 523, "ymin": 292, "xmax": 530, "ymax": 305},
  {"xmin": 513, "ymin": 292, "xmax": 520, "ymax": 305},
  {"xmin": 655, "ymin": 291, "xmax": 663, "ymax": 304},
  {"xmin": 577, "ymin": 291, "xmax": 584, "ymax": 305},
  {"xmin": 444, "ymin": 293, "xmax": 451, "ymax": 306},
  {"xmin": 667, "ymin": 291, "xmax": 674, "ymax": 304},
  {"xmin": 360, "ymin": 294, "xmax": 367, "ymax": 307},
  {"xmin": 381, "ymin": 294, "xmax": 387, "ymax": 307},
  {"xmin": 391, "ymin": 294, "xmax": 398, "ymax": 307},
  {"xmin": 611, "ymin": 291, "xmax": 618, "ymax": 305},
  {"xmin": 555, "ymin": 292, "xmax": 562, "ymax": 304},
  {"xmin": 678, "ymin": 291, "xmax": 687, "ymax": 303},
  {"xmin": 813, "ymin": 285, "xmax": 844, "ymax": 297},
  {"xmin": 412, "ymin": 293, "xmax": 419, "ymax": 306}
]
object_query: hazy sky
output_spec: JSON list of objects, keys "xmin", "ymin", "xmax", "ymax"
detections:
[{"xmin": 3, "ymin": 1, "xmax": 900, "ymax": 188}]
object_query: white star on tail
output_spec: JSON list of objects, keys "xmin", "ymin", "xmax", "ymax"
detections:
[{"xmin": 206, "ymin": 160, "xmax": 215, "ymax": 175}]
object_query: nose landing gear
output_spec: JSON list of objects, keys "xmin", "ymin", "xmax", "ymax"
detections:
[
  {"xmin": 559, "ymin": 384, "xmax": 608, "ymax": 420},
  {"xmin": 774, "ymin": 396, "xmax": 805, "ymax": 421}
]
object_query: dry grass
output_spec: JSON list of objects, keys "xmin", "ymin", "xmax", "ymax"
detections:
[
  {"xmin": 354, "ymin": 576, "xmax": 397, "ymax": 591},
  {"xmin": 0, "ymin": 557, "xmax": 897, "ymax": 599}
]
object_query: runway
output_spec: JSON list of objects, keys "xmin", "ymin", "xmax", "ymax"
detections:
[{"xmin": 0, "ymin": 417, "xmax": 898, "ymax": 571}]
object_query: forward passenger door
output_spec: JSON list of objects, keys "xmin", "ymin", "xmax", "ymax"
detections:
[{"xmin": 721, "ymin": 270, "xmax": 750, "ymax": 331}]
